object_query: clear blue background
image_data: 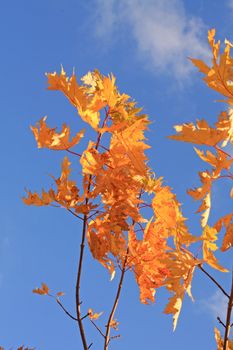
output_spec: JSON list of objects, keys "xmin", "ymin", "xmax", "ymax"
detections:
[{"xmin": 0, "ymin": 1, "xmax": 232, "ymax": 349}]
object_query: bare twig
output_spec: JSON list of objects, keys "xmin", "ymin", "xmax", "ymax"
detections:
[
  {"xmin": 66, "ymin": 149, "xmax": 82, "ymax": 157},
  {"xmin": 55, "ymin": 298, "xmax": 78, "ymax": 321},
  {"xmin": 217, "ymin": 316, "xmax": 226, "ymax": 328},
  {"xmin": 223, "ymin": 271, "xmax": 233, "ymax": 350},
  {"xmin": 76, "ymin": 213, "xmax": 89, "ymax": 350},
  {"xmin": 81, "ymin": 312, "xmax": 90, "ymax": 321},
  {"xmin": 90, "ymin": 319, "xmax": 106, "ymax": 338},
  {"xmin": 67, "ymin": 208, "xmax": 84, "ymax": 221},
  {"xmin": 104, "ymin": 249, "xmax": 129, "ymax": 350},
  {"xmin": 198, "ymin": 265, "xmax": 230, "ymax": 299}
]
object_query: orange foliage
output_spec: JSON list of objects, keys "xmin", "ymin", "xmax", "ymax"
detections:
[{"xmin": 24, "ymin": 29, "xmax": 233, "ymax": 345}]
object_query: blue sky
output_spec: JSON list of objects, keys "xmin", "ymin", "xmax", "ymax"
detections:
[{"xmin": 1, "ymin": 0, "xmax": 233, "ymax": 349}]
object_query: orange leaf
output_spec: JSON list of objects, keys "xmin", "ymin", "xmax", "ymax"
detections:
[
  {"xmin": 88, "ymin": 308, "xmax": 103, "ymax": 320},
  {"xmin": 33, "ymin": 282, "xmax": 50, "ymax": 295},
  {"xmin": 31, "ymin": 116, "xmax": 85, "ymax": 150}
]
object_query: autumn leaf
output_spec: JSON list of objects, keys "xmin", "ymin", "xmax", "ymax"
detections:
[
  {"xmin": 221, "ymin": 222, "xmax": 233, "ymax": 252},
  {"xmin": 109, "ymin": 319, "xmax": 119, "ymax": 330},
  {"xmin": 31, "ymin": 116, "xmax": 85, "ymax": 150},
  {"xmin": 169, "ymin": 117, "xmax": 230, "ymax": 147},
  {"xmin": 164, "ymin": 251, "xmax": 197, "ymax": 330},
  {"xmin": 47, "ymin": 67, "xmax": 102, "ymax": 129},
  {"xmin": 189, "ymin": 57, "xmax": 210, "ymax": 75},
  {"xmin": 128, "ymin": 222, "xmax": 170, "ymax": 304},
  {"xmin": 214, "ymin": 327, "xmax": 233, "ymax": 350},
  {"xmin": 33, "ymin": 282, "xmax": 50, "ymax": 295},
  {"xmin": 202, "ymin": 226, "xmax": 228, "ymax": 272},
  {"xmin": 88, "ymin": 308, "xmax": 103, "ymax": 320}
]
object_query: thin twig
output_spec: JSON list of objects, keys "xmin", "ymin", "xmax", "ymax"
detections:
[
  {"xmin": 66, "ymin": 149, "xmax": 82, "ymax": 157},
  {"xmin": 67, "ymin": 208, "xmax": 84, "ymax": 221},
  {"xmin": 198, "ymin": 265, "xmax": 230, "ymax": 299},
  {"xmin": 104, "ymin": 250, "xmax": 129, "ymax": 350},
  {"xmin": 217, "ymin": 316, "xmax": 226, "ymax": 328},
  {"xmin": 56, "ymin": 298, "xmax": 78, "ymax": 321},
  {"xmin": 81, "ymin": 312, "xmax": 90, "ymax": 321},
  {"xmin": 76, "ymin": 214, "xmax": 89, "ymax": 350},
  {"xmin": 223, "ymin": 270, "xmax": 233, "ymax": 350},
  {"xmin": 90, "ymin": 319, "xmax": 106, "ymax": 338}
]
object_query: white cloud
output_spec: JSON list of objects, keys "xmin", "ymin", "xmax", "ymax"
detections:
[
  {"xmin": 94, "ymin": 0, "xmax": 210, "ymax": 79},
  {"xmin": 228, "ymin": 0, "xmax": 233, "ymax": 11},
  {"xmin": 200, "ymin": 290, "xmax": 228, "ymax": 321}
]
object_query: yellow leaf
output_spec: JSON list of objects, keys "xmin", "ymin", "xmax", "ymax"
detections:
[
  {"xmin": 169, "ymin": 117, "xmax": 229, "ymax": 146},
  {"xmin": 88, "ymin": 308, "xmax": 103, "ymax": 320},
  {"xmin": 221, "ymin": 223, "xmax": 233, "ymax": 251},
  {"xmin": 196, "ymin": 192, "xmax": 211, "ymax": 228},
  {"xmin": 109, "ymin": 319, "xmax": 119, "ymax": 330},
  {"xmin": 47, "ymin": 68, "xmax": 101, "ymax": 129},
  {"xmin": 202, "ymin": 226, "xmax": 228, "ymax": 272}
]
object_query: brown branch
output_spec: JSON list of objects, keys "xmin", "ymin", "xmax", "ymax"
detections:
[
  {"xmin": 67, "ymin": 208, "xmax": 84, "ymax": 221},
  {"xmin": 217, "ymin": 316, "xmax": 226, "ymax": 328},
  {"xmin": 81, "ymin": 312, "xmax": 91, "ymax": 321},
  {"xmin": 55, "ymin": 298, "xmax": 78, "ymax": 321},
  {"xmin": 66, "ymin": 149, "xmax": 82, "ymax": 157},
  {"xmin": 198, "ymin": 265, "xmax": 230, "ymax": 299},
  {"xmin": 90, "ymin": 319, "xmax": 106, "ymax": 338},
  {"xmin": 76, "ymin": 213, "xmax": 89, "ymax": 350},
  {"xmin": 75, "ymin": 109, "xmax": 110, "ymax": 349},
  {"xmin": 104, "ymin": 250, "xmax": 129, "ymax": 350},
  {"xmin": 223, "ymin": 270, "xmax": 233, "ymax": 350}
]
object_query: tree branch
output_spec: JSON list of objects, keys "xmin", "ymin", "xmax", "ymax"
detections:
[
  {"xmin": 104, "ymin": 249, "xmax": 129, "ymax": 350},
  {"xmin": 76, "ymin": 213, "xmax": 89, "ymax": 350},
  {"xmin": 223, "ymin": 270, "xmax": 233, "ymax": 350},
  {"xmin": 198, "ymin": 265, "xmax": 230, "ymax": 299},
  {"xmin": 67, "ymin": 208, "xmax": 84, "ymax": 221},
  {"xmin": 217, "ymin": 316, "xmax": 226, "ymax": 328},
  {"xmin": 66, "ymin": 149, "xmax": 82, "ymax": 157},
  {"xmin": 90, "ymin": 319, "xmax": 106, "ymax": 338},
  {"xmin": 56, "ymin": 298, "xmax": 78, "ymax": 321},
  {"xmin": 75, "ymin": 110, "xmax": 110, "ymax": 349}
]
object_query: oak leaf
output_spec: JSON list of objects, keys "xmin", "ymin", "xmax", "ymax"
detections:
[
  {"xmin": 88, "ymin": 308, "xmax": 103, "ymax": 320},
  {"xmin": 31, "ymin": 116, "xmax": 85, "ymax": 150},
  {"xmin": 202, "ymin": 226, "xmax": 228, "ymax": 272},
  {"xmin": 33, "ymin": 282, "xmax": 50, "ymax": 295}
]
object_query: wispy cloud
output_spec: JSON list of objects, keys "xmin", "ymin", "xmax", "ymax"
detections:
[
  {"xmin": 94, "ymin": 0, "xmax": 210, "ymax": 79},
  {"xmin": 200, "ymin": 290, "xmax": 228, "ymax": 321},
  {"xmin": 228, "ymin": 0, "xmax": 233, "ymax": 11}
]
